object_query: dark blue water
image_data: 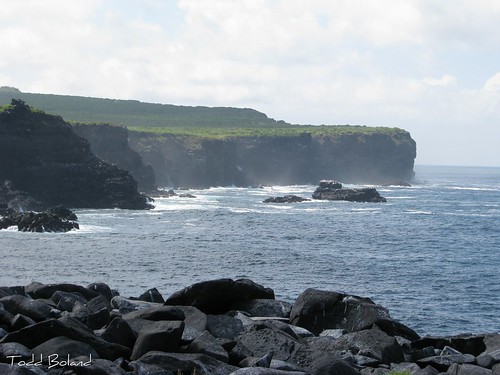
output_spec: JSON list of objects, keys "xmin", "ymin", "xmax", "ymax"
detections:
[{"xmin": 1, "ymin": 165, "xmax": 499, "ymax": 336}]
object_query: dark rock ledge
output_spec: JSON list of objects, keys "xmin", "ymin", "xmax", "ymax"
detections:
[{"xmin": 0, "ymin": 279, "xmax": 498, "ymax": 375}]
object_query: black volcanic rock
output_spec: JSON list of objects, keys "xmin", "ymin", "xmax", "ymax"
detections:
[
  {"xmin": 0, "ymin": 100, "xmax": 151, "ymax": 210},
  {"xmin": 0, "ymin": 207, "xmax": 79, "ymax": 232},
  {"xmin": 263, "ymin": 195, "xmax": 311, "ymax": 203},
  {"xmin": 0, "ymin": 279, "xmax": 499, "ymax": 374},
  {"xmin": 312, "ymin": 180, "xmax": 387, "ymax": 203},
  {"xmin": 164, "ymin": 278, "xmax": 275, "ymax": 314}
]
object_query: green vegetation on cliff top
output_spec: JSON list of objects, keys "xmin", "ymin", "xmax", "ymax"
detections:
[
  {"xmin": 0, "ymin": 88, "xmax": 410, "ymax": 139},
  {"xmin": 128, "ymin": 125, "xmax": 407, "ymax": 140}
]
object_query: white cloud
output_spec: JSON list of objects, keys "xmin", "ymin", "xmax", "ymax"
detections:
[
  {"xmin": 423, "ymin": 75, "xmax": 457, "ymax": 87},
  {"xmin": 1, "ymin": 0, "xmax": 500, "ymax": 165},
  {"xmin": 484, "ymin": 72, "xmax": 500, "ymax": 92}
]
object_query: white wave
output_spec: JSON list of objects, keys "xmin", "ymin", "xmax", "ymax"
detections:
[
  {"xmin": 351, "ymin": 207, "xmax": 381, "ymax": 212},
  {"xmin": 69, "ymin": 224, "xmax": 112, "ymax": 233},
  {"xmin": 227, "ymin": 207, "xmax": 255, "ymax": 213},
  {"xmin": 405, "ymin": 210, "xmax": 433, "ymax": 215},
  {"xmin": 386, "ymin": 196, "xmax": 415, "ymax": 199},
  {"xmin": 446, "ymin": 186, "xmax": 499, "ymax": 192}
]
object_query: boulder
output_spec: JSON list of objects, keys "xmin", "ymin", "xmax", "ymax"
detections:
[
  {"xmin": 122, "ymin": 304, "xmax": 184, "ymax": 322},
  {"xmin": 87, "ymin": 282, "xmax": 114, "ymax": 301},
  {"xmin": 230, "ymin": 369, "xmax": 310, "ymax": 375},
  {"xmin": 137, "ymin": 287, "xmax": 165, "ymax": 303},
  {"xmin": 288, "ymin": 336, "xmax": 354, "ymax": 375},
  {"xmin": 164, "ymin": 278, "xmax": 275, "ymax": 314},
  {"xmin": 231, "ymin": 299, "xmax": 292, "ymax": 319},
  {"xmin": 70, "ymin": 300, "xmax": 110, "ymax": 330},
  {"xmin": 0, "ymin": 364, "xmax": 42, "ymax": 374},
  {"xmin": 50, "ymin": 291, "xmax": 88, "ymax": 312},
  {"xmin": 110, "ymin": 296, "xmax": 162, "ymax": 314},
  {"xmin": 74, "ymin": 358, "xmax": 129, "ymax": 375},
  {"xmin": 0, "ymin": 342, "xmax": 32, "ymax": 362},
  {"xmin": 10, "ymin": 314, "xmax": 36, "ymax": 330},
  {"xmin": 100, "ymin": 317, "xmax": 137, "ymax": 349},
  {"xmin": 186, "ymin": 330, "xmax": 229, "ymax": 363},
  {"xmin": 417, "ymin": 353, "xmax": 477, "ymax": 372},
  {"xmin": 0, "ymin": 318, "xmax": 130, "ymax": 360},
  {"xmin": 129, "ymin": 351, "xmax": 239, "ymax": 375},
  {"xmin": 175, "ymin": 306, "xmax": 208, "ymax": 342},
  {"xmin": 252, "ymin": 320, "xmax": 299, "ymax": 341},
  {"xmin": 206, "ymin": 314, "xmax": 245, "ymax": 340},
  {"xmin": 130, "ymin": 320, "xmax": 184, "ymax": 360},
  {"xmin": 329, "ymin": 326, "xmax": 405, "ymax": 364},
  {"xmin": 476, "ymin": 353, "xmax": 495, "ymax": 369},
  {"xmin": 31, "ymin": 336, "xmax": 99, "ymax": 360},
  {"xmin": 290, "ymin": 288, "xmax": 418, "ymax": 340},
  {"xmin": 483, "ymin": 334, "xmax": 500, "ymax": 354},
  {"xmin": 391, "ymin": 362, "xmax": 439, "ymax": 375},
  {"xmin": 25, "ymin": 283, "xmax": 99, "ymax": 301},
  {"xmin": 289, "ymin": 288, "xmax": 344, "ymax": 335},
  {"xmin": 412, "ymin": 334, "xmax": 487, "ymax": 356},
  {"xmin": 234, "ymin": 328, "xmax": 300, "ymax": 361},
  {"xmin": 239, "ymin": 351, "xmax": 274, "ymax": 368},
  {"xmin": 0, "ymin": 295, "xmax": 59, "ymax": 322},
  {"xmin": 446, "ymin": 363, "xmax": 493, "ymax": 375}
]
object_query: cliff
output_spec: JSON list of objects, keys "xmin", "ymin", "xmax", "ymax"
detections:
[
  {"xmin": 0, "ymin": 90, "xmax": 417, "ymax": 188},
  {"xmin": 72, "ymin": 123, "xmax": 156, "ymax": 193},
  {"xmin": 128, "ymin": 128, "xmax": 416, "ymax": 188},
  {"xmin": 0, "ymin": 100, "xmax": 151, "ymax": 210}
]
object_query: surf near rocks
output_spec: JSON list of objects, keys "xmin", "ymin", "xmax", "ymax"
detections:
[{"xmin": 0, "ymin": 279, "xmax": 498, "ymax": 375}]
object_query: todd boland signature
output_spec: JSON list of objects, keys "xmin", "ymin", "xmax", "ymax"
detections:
[{"xmin": 7, "ymin": 354, "xmax": 92, "ymax": 369}]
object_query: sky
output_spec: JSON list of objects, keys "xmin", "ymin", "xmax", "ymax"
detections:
[{"xmin": 1, "ymin": 0, "xmax": 500, "ymax": 167}]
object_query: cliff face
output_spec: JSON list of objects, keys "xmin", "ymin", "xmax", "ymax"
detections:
[
  {"xmin": 0, "ymin": 100, "xmax": 151, "ymax": 210},
  {"xmin": 128, "ymin": 130, "xmax": 416, "ymax": 188},
  {"xmin": 72, "ymin": 123, "xmax": 156, "ymax": 193}
]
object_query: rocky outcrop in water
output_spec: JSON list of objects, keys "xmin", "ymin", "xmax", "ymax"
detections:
[
  {"xmin": 263, "ymin": 195, "xmax": 311, "ymax": 203},
  {"xmin": 312, "ymin": 180, "xmax": 387, "ymax": 203},
  {"xmin": 0, "ymin": 279, "xmax": 498, "ymax": 374},
  {"xmin": 128, "ymin": 130, "xmax": 416, "ymax": 188},
  {"xmin": 0, "ymin": 100, "xmax": 152, "ymax": 210},
  {"xmin": 0, "ymin": 206, "xmax": 79, "ymax": 232}
]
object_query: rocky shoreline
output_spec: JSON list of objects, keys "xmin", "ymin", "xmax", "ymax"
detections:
[{"xmin": 0, "ymin": 279, "xmax": 498, "ymax": 374}]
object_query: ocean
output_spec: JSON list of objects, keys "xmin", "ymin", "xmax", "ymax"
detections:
[{"xmin": 1, "ymin": 165, "xmax": 499, "ymax": 337}]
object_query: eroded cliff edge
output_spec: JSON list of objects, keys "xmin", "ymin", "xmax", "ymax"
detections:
[
  {"xmin": 72, "ymin": 123, "xmax": 156, "ymax": 193},
  {"xmin": 0, "ymin": 100, "xmax": 151, "ymax": 210},
  {"xmin": 128, "ymin": 128, "xmax": 416, "ymax": 188}
]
